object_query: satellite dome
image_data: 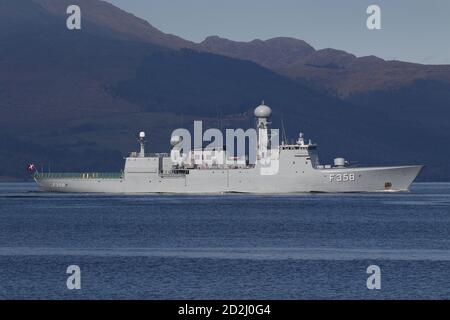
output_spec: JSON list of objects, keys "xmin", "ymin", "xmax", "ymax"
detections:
[
  {"xmin": 139, "ymin": 131, "xmax": 146, "ymax": 138},
  {"xmin": 254, "ymin": 102, "xmax": 272, "ymax": 118}
]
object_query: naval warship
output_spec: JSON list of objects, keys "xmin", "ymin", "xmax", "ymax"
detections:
[{"xmin": 33, "ymin": 103, "xmax": 423, "ymax": 193}]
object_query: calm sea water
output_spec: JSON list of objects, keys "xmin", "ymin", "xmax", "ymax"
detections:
[{"xmin": 0, "ymin": 183, "xmax": 448, "ymax": 299}]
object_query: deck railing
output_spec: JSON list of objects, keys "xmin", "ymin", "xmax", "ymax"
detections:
[
  {"xmin": 128, "ymin": 152, "xmax": 169, "ymax": 158},
  {"xmin": 34, "ymin": 172, "xmax": 123, "ymax": 179}
]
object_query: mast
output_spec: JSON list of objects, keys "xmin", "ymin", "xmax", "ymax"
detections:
[
  {"xmin": 254, "ymin": 101, "xmax": 272, "ymax": 160},
  {"xmin": 138, "ymin": 131, "xmax": 146, "ymax": 157}
]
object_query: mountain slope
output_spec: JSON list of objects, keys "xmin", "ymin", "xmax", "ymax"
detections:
[
  {"xmin": 32, "ymin": 0, "xmax": 193, "ymax": 48},
  {"xmin": 113, "ymin": 48, "xmax": 349, "ymax": 117},
  {"xmin": 0, "ymin": 0, "xmax": 449, "ymax": 181},
  {"xmin": 197, "ymin": 36, "xmax": 315, "ymax": 70},
  {"xmin": 197, "ymin": 35, "xmax": 450, "ymax": 97}
]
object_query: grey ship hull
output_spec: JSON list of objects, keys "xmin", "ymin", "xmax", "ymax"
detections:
[
  {"xmin": 35, "ymin": 165, "xmax": 423, "ymax": 194},
  {"xmin": 33, "ymin": 103, "xmax": 424, "ymax": 194}
]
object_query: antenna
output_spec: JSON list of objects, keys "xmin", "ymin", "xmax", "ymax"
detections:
[
  {"xmin": 217, "ymin": 108, "xmax": 223, "ymax": 133},
  {"xmin": 281, "ymin": 114, "xmax": 288, "ymax": 144}
]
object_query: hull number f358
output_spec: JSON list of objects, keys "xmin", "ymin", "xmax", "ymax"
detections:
[{"xmin": 329, "ymin": 173, "xmax": 356, "ymax": 182}]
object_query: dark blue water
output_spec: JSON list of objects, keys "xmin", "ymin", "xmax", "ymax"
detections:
[{"xmin": 0, "ymin": 183, "xmax": 448, "ymax": 299}]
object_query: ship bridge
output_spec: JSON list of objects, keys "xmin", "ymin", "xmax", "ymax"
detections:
[{"xmin": 280, "ymin": 132, "xmax": 317, "ymax": 151}]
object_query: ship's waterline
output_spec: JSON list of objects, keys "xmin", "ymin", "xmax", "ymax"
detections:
[{"xmin": 33, "ymin": 103, "xmax": 423, "ymax": 194}]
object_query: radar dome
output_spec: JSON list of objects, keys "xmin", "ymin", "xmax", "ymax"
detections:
[
  {"xmin": 139, "ymin": 131, "xmax": 146, "ymax": 138},
  {"xmin": 170, "ymin": 135, "xmax": 183, "ymax": 146},
  {"xmin": 254, "ymin": 102, "xmax": 272, "ymax": 118}
]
